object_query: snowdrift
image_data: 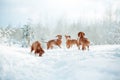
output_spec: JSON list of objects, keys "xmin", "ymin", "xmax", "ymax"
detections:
[{"xmin": 0, "ymin": 45, "xmax": 120, "ymax": 80}]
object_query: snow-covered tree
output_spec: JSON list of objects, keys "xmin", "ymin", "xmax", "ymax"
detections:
[
  {"xmin": 0, "ymin": 25, "xmax": 16, "ymax": 45},
  {"xmin": 21, "ymin": 24, "xmax": 34, "ymax": 47}
]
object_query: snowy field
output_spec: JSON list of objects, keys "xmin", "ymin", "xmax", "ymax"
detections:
[{"xmin": 0, "ymin": 45, "xmax": 120, "ymax": 80}]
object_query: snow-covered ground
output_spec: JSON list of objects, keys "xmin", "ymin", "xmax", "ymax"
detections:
[{"xmin": 0, "ymin": 45, "xmax": 120, "ymax": 80}]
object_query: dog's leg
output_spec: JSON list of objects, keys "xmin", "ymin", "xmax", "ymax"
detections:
[
  {"xmin": 51, "ymin": 46, "xmax": 53, "ymax": 49},
  {"xmin": 47, "ymin": 46, "xmax": 49, "ymax": 49},
  {"xmin": 31, "ymin": 46, "xmax": 33, "ymax": 52},
  {"xmin": 87, "ymin": 45, "xmax": 89, "ymax": 51},
  {"xmin": 58, "ymin": 45, "xmax": 61, "ymax": 48},
  {"xmin": 82, "ymin": 45, "xmax": 85, "ymax": 51},
  {"xmin": 76, "ymin": 42, "xmax": 80, "ymax": 50},
  {"xmin": 47, "ymin": 43, "xmax": 49, "ymax": 49},
  {"xmin": 67, "ymin": 45, "xmax": 70, "ymax": 49},
  {"xmin": 77, "ymin": 45, "xmax": 80, "ymax": 50}
]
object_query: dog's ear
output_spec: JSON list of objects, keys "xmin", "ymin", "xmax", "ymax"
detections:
[
  {"xmin": 78, "ymin": 32, "xmax": 81, "ymax": 37},
  {"xmin": 82, "ymin": 32, "xmax": 85, "ymax": 37}
]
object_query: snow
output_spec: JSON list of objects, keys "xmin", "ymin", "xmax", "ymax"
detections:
[{"xmin": 0, "ymin": 45, "xmax": 120, "ymax": 80}]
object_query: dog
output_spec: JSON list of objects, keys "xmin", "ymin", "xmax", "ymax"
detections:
[
  {"xmin": 65, "ymin": 35, "xmax": 80, "ymax": 49},
  {"xmin": 31, "ymin": 41, "xmax": 44, "ymax": 56},
  {"xmin": 47, "ymin": 35, "xmax": 62, "ymax": 49},
  {"xmin": 78, "ymin": 32, "xmax": 90, "ymax": 50}
]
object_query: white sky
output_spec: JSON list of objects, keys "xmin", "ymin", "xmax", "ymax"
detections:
[{"xmin": 0, "ymin": 0, "xmax": 120, "ymax": 27}]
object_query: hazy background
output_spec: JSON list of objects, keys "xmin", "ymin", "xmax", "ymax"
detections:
[
  {"xmin": 0, "ymin": 0, "xmax": 120, "ymax": 27},
  {"xmin": 0, "ymin": 0, "xmax": 120, "ymax": 47}
]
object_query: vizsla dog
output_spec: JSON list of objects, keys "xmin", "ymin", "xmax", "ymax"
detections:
[
  {"xmin": 65, "ymin": 35, "xmax": 80, "ymax": 49},
  {"xmin": 78, "ymin": 32, "xmax": 90, "ymax": 50},
  {"xmin": 31, "ymin": 41, "xmax": 44, "ymax": 56},
  {"xmin": 47, "ymin": 35, "xmax": 62, "ymax": 49}
]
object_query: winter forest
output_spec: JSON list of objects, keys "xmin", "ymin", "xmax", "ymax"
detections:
[{"xmin": 0, "ymin": 0, "xmax": 120, "ymax": 48}]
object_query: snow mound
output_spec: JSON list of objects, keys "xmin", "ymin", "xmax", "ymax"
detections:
[{"xmin": 0, "ymin": 45, "xmax": 120, "ymax": 80}]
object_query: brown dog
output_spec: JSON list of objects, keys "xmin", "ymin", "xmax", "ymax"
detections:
[
  {"xmin": 47, "ymin": 35, "xmax": 62, "ymax": 49},
  {"xmin": 65, "ymin": 35, "xmax": 80, "ymax": 49},
  {"xmin": 31, "ymin": 41, "xmax": 44, "ymax": 56},
  {"xmin": 78, "ymin": 32, "xmax": 90, "ymax": 50}
]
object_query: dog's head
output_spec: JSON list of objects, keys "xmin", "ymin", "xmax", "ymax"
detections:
[
  {"xmin": 56, "ymin": 35, "xmax": 62, "ymax": 39},
  {"xmin": 78, "ymin": 32, "xmax": 85, "ymax": 38},
  {"xmin": 37, "ymin": 46, "xmax": 44, "ymax": 54},
  {"xmin": 65, "ymin": 35, "xmax": 71, "ymax": 40}
]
